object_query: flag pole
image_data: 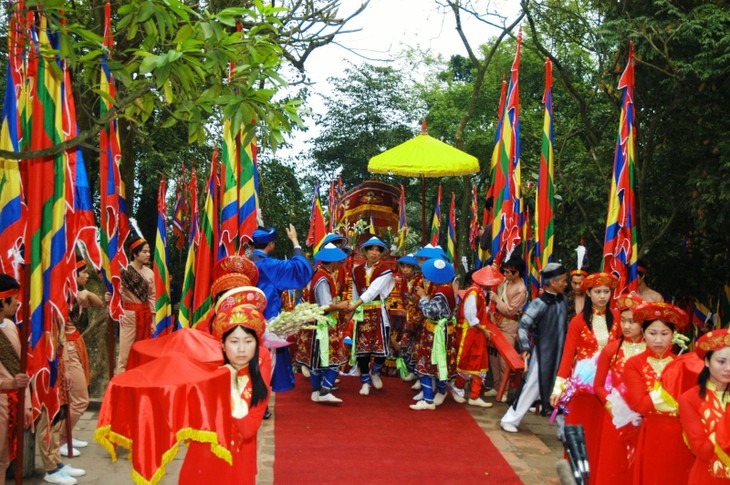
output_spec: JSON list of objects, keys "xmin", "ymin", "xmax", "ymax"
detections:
[{"xmin": 16, "ymin": 255, "xmax": 31, "ymax": 484}]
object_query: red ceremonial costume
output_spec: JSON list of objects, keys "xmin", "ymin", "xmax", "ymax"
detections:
[
  {"xmin": 412, "ymin": 283, "xmax": 457, "ymax": 377},
  {"xmin": 624, "ymin": 348, "xmax": 694, "ymax": 484},
  {"xmin": 455, "ymin": 284, "xmax": 490, "ymax": 375},
  {"xmin": 351, "ymin": 261, "xmax": 393, "ymax": 357},
  {"xmin": 593, "ymin": 337, "xmax": 645, "ymax": 484},
  {"xmin": 180, "ymin": 348, "xmax": 271, "ymax": 485},
  {"xmin": 400, "ymin": 273, "xmax": 425, "ymax": 354},
  {"xmin": 295, "ymin": 266, "xmax": 347, "ymax": 369},
  {"xmin": 555, "ymin": 308, "xmax": 621, "ymax": 471}
]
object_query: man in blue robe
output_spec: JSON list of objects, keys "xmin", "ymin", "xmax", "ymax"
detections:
[{"xmin": 251, "ymin": 224, "xmax": 313, "ymax": 395}]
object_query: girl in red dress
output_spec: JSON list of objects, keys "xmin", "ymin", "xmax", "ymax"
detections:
[
  {"xmin": 679, "ymin": 328, "xmax": 730, "ymax": 484},
  {"xmin": 593, "ymin": 293, "xmax": 645, "ymax": 485},
  {"xmin": 179, "ymin": 287, "xmax": 271, "ymax": 485},
  {"xmin": 550, "ymin": 272, "xmax": 621, "ymax": 471},
  {"xmin": 623, "ymin": 301, "xmax": 693, "ymax": 485}
]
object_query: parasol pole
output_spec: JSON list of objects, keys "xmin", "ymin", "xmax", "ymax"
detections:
[{"xmin": 421, "ymin": 175, "xmax": 427, "ymax": 246}]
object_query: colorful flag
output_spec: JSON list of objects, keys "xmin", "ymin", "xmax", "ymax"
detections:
[
  {"xmin": 0, "ymin": 61, "xmax": 24, "ymax": 279},
  {"xmin": 190, "ymin": 153, "xmax": 219, "ymax": 330},
  {"xmin": 523, "ymin": 207, "xmax": 541, "ymax": 300},
  {"xmin": 238, "ymin": 123, "xmax": 259, "ymax": 242},
  {"xmin": 219, "ymin": 119, "xmax": 239, "ymax": 258},
  {"xmin": 602, "ymin": 43, "xmax": 638, "ymax": 296},
  {"xmin": 99, "ymin": 0, "xmax": 130, "ymax": 321},
  {"xmin": 178, "ymin": 169, "xmax": 199, "ymax": 328},
  {"xmin": 534, "ymin": 58, "xmax": 555, "ymax": 272},
  {"xmin": 172, "ymin": 163, "xmax": 190, "ymax": 249},
  {"xmin": 692, "ymin": 299, "xmax": 713, "ymax": 329},
  {"xmin": 306, "ymin": 182, "xmax": 327, "ymax": 250},
  {"xmin": 397, "ymin": 184, "xmax": 407, "ymax": 253},
  {"xmin": 476, "ymin": 188, "xmax": 491, "ymax": 270},
  {"xmin": 328, "ymin": 180, "xmax": 337, "ymax": 232},
  {"xmin": 153, "ymin": 179, "xmax": 174, "ymax": 337},
  {"xmin": 25, "ymin": 13, "xmax": 69, "ymax": 422},
  {"xmin": 430, "ymin": 183, "xmax": 442, "ymax": 246},
  {"xmin": 491, "ymin": 32, "xmax": 523, "ymax": 266},
  {"xmin": 446, "ymin": 192, "xmax": 457, "ymax": 264}
]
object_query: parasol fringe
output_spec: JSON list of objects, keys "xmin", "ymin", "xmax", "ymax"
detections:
[{"xmin": 95, "ymin": 425, "xmax": 233, "ymax": 485}]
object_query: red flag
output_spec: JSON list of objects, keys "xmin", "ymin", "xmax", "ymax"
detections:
[{"xmin": 306, "ymin": 182, "xmax": 326, "ymax": 249}]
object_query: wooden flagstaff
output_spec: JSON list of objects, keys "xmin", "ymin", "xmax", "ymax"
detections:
[{"xmin": 16, "ymin": 261, "xmax": 31, "ymax": 484}]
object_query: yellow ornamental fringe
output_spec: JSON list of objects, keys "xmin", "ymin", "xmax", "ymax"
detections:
[{"xmin": 94, "ymin": 425, "xmax": 233, "ymax": 485}]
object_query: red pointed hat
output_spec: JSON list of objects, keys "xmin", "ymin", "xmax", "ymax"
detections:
[
  {"xmin": 211, "ymin": 256, "xmax": 259, "ymax": 297},
  {"xmin": 615, "ymin": 293, "xmax": 643, "ymax": 312},
  {"xmin": 473, "ymin": 265, "xmax": 505, "ymax": 287},
  {"xmin": 582, "ymin": 272, "xmax": 618, "ymax": 291},
  {"xmin": 695, "ymin": 329, "xmax": 730, "ymax": 359},
  {"xmin": 212, "ymin": 288, "xmax": 267, "ymax": 340},
  {"xmin": 633, "ymin": 301, "xmax": 689, "ymax": 330}
]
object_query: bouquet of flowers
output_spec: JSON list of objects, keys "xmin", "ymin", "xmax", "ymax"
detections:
[
  {"xmin": 556, "ymin": 357, "xmax": 598, "ymax": 415},
  {"xmin": 266, "ymin": 302, "xmax": 330, "ymax": 338}
]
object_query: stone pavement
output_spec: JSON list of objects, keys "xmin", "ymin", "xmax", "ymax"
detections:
[{"xmin": 12, "ymin": 393, "xmax": 564, "ymax": 485}]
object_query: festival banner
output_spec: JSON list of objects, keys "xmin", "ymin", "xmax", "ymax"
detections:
[
  {"xmin": 446, "ymin": 192, "xmax": 457, "ymax": 264},
  {"xmin": 172, "ymin": 163, "xmax": 190, "ymax": 249},
  {"xmin": 602, "ymin": 43, "xmax": 638, "ymax": 296},
  {"xmin": 178, "ymin": 169, "xmax": 199, "ymax": 328},
  {"xmin": 306, "ymin": 182, "xmax": 326, "ymax": 250},
  {"xmin": 153, "ymin": 179, "xmax": 174, "ymax": 337},
  {"xmin": 491, "ymin": 31, "xmax": 523, "ymax": 266},
  {"xmin": 535, "ymin": 57, "xmax": 555, "ymax": 271},
  {"xmin": 219, "ymin": 118, "xmax": 239, "ymax": 258},
  {"xmin": 430, "ymin": 183, "xmax": 442, "ymax": 246},
  {"xmin": 238, "ymin": 123, "xmax": 259, "ymax": 242}
]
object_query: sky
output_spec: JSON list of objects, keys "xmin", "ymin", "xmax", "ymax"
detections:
[{"xmin": 279, "ymin": 0, "xmax": 519, "ymax": 160}]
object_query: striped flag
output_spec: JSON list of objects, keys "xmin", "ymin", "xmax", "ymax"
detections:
[
  {"xmin": 534, "ymin": 58, "xmax": 555, "ymax": 272},
  {"xmin": 190, "ymin": 153, "xmax": 219, "ymax": 331},
  {"xmin": 523, "ymin": 206, "xmax": 541, "ymax": 300},
  {"xmin": 692, "ymin": 299, "xmax": 713, "ymax": 329},
  {"xmin": 491, "ymin": 31, "xmax": 523, "ymax": 266},
  {"xmin": 328, "ymin": 180, "xmax": 337, "ymax": 232},
  {"xmin": 306, "ymin": 182, "xmax": 327, "ymax": 250},
  {"xmin": 485, "ymin": 75, "xmax": 508, "ymax": 224},
  {"xmin": 25, "ymin": 13, "xmax": 69, "ymax": 422},
  {"xmin": 153, "ymin": 179, "xmax": 174, "ymax": 337},
  {"xmin": 396, "ymin": 184, "xmax": 407, "ymax": 253},
  {"xmin": 238, "ymin": 124, "xmax": 259, "ymax": 242},
  {"xmin": 446, "ymin": 192, "xmax": 457, "ymax": 264},
  {"xmin": 0, "ymin": 62, "xmax": 25, "ymax": 279},
  {"xmin": 178, "ymin": 169, "xmax": 198, "ymax": 328},
  {"xmin": 219, "ymin": 118, "xmax": 239, "ymax": 258},
  {"xmin": 430, "ymin": 183, "xmax": 442, "ymax": 246},
  {"xmin": 99, "ymin": 0, "xmax": 130, "ymax": 321},
  {"xmin": 602, "ymin": 43, "xmax": 638, "ymax": 296}
]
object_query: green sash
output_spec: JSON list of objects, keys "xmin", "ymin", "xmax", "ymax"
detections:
[
  {"xmin": 430, "ymin": 317, "xmax": 454, "ymax": 381},
  {"xmin": 316, "ymin": 314, "xmax": 337, "ymax": 367}
]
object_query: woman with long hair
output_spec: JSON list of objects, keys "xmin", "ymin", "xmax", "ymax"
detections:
[
  {"xmin": 179, "ymin": 287, "xmax": 271, "ymax": 484},
  {"xmin": 593, "ymin": 293, "xmax": 645, "ymax": 484},
  {"xmin": 679, "ymin": 328, "xmax": 730, "ymax": 484},
  {"xmin": 623, "ymin": 301, "xmax": 694, "ymax": 484}
]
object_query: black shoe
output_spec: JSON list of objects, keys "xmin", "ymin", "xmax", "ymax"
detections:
[{"xmin": 263, "ymin": 408, "xmax": 273, "ymax": 420}]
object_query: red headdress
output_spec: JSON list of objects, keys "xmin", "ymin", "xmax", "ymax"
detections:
[
  {"xmin": 582, "ymin": 272, "xmax": 619, "ymax": 292},
  {"xmin": 633, "ymin": 301, "xmax": 689, "ymax": 331},
  {"xmin": 211, "ymin": 256, "xmax": 259, "ymax": 297},
  {"xmin": 615, "ymin": 293, "xmax": 643, "ymax": 312},
  {"xmin": 695, "ymin": 329, "xmax": 730, "ymax": 359}
]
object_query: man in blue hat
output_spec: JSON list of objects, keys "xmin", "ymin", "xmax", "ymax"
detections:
[{"xmin": 251, "ymin": 224, "xmax": 313, "ymax": 395}]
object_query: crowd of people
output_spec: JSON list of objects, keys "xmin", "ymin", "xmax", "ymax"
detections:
[{"xmin": 0, "ymin": 223, "xmax": 728, "ymax": 484}]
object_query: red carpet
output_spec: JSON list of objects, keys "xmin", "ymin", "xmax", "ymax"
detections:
[{"xmin": 273, "ymin": 374, "xmax": 523, "ymax": 484}]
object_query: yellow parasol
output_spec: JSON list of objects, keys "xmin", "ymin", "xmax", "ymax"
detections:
[{"xmin": 368, "ymin": 121, "xmax": 479, "ymax": 244}]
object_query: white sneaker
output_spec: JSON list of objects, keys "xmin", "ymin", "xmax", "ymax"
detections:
[
  {"xmin": 484, "ymin": 388, "xmax": 498, "ymax": 397},
  {"xmin": 500, "ymin": 422, "xmax": 518, "ymax": 433},
  {"xmin": 58, "ymin": 465, "xmax": 86, "ymax": 477},
  {"xmin": 411, "ymin": 380, "xmax": 422, "ymax": 391},
  {"xmin": 433, "ymin": 392, "xmax": 447, "ymax": 406},
  {"xmin": 71, "ymin": 438, "xmax": 88, "ymax": 448},
  {"xmin": 412, "ymin": 391, "xmax": 424, "ymax": 401},
  {"xmin": 370, "ymin": 373, "xmax": 383, "ymax": 390},
  {"xmin": 402, "ymin": 372, "xmax": 417, "ymax": 382},
  {"xmin": 528, "ymin": 406, "xmax": 537, "ymax": 413},
  {"xmin": 359, "ymin": 383, "xmax": 370, "ymax": 396},
  {"xmin": 317, "ymin": 393, "xmax": 343, "ymax": 404},
  {"xmin": 311, "ymin": 391, "xmax": 320, "ymax": 402},
  {"xmin": 43, "ymin": 471, "xmax": 77, "ymax": 485},
  {"xmin": 451, "ymin": 389, "xmax": 466, "ymax": 403},
  {"xmin": 59, "ymin": 444, "xmax": 80, "ymax": 458},
  {"xmin": 301, "ymin": 366, "xmax": 311, "ymax": 378},
  {"xmin": 500, "ymin": 394, "xmax": 508, "ymax": 403},
  {"xmin": 409, "ymin": 400, "xmax": 436, "ymax": 411},
  {"xmin": 468, "ymin": 397, "xmax": 494, "ymax": 408}
]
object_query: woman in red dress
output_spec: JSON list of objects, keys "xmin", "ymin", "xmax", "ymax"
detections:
[
  {"xmin": 550, "ymin": 272, "xmax": 621, "ymax": 471},
  {"xmin": 179, "ymin": 287, "xmax": 271, "ymax": 485},
  {"xmin": 593, "ymin": 293, "xmax": 645, "ymax": 484},
  {"xmin": 679, "ymin": 328, "xmax": 730, "ymax": 484},
  {"xmin": 623, "ymin": 301, "xmax": 693, "ymax": 484}
]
